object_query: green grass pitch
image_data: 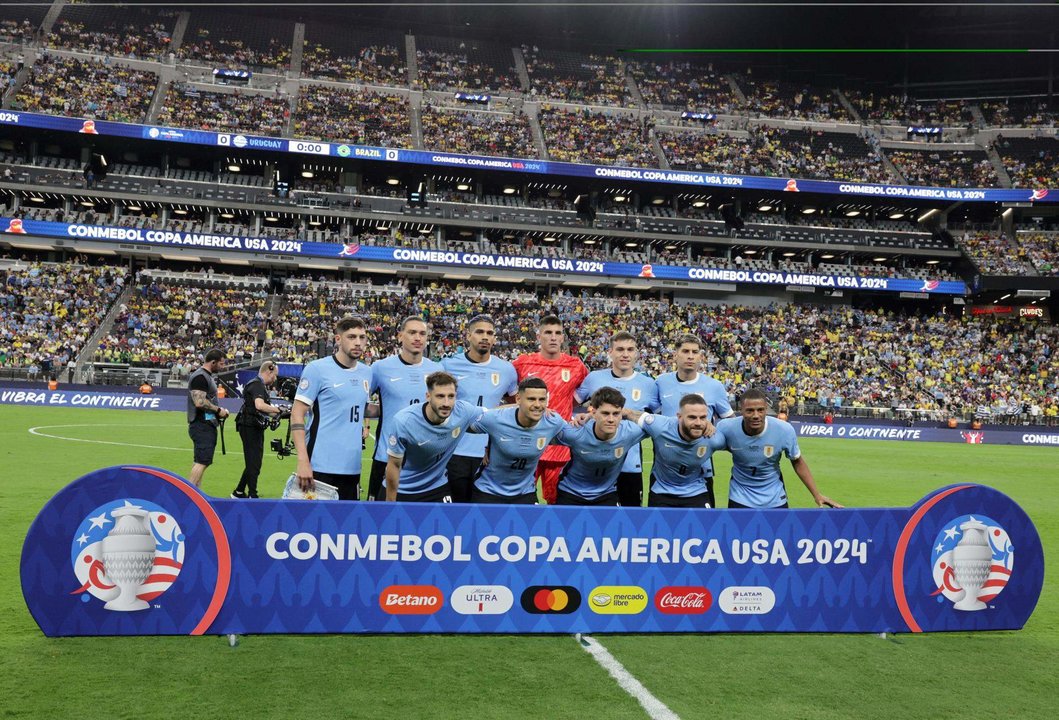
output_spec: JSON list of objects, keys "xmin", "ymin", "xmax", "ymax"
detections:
[{"xmin": 1, "ymin": 405, "xmax": 1056, "ymax": 719}]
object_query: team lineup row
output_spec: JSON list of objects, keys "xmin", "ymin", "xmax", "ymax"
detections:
[{"xmin": 191, "ymin": 314, "xmax": 840, "ymax": 509}]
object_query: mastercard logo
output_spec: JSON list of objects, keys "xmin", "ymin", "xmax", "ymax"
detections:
[{"xmin": 520, "ymin": 586, "xmax": 581, "ymax": 614}]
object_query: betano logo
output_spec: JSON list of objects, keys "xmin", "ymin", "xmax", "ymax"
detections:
[
  {"xmin": 521, "ymin": 586, "xmax": 581, "ymax": 614},
  {"xmin": 588, "ymin": 586, "xmax": 648, "ymax": 615},
  {"xmin": 379, "ymin": 584, "xmax": 443, "ymax": 614}
]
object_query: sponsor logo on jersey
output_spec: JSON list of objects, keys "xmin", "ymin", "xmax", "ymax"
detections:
[
  {"xmin": 379, "ymin": 585, "xmax": 443, "ymax": 614},
  {"xmin": 719, "ymin": 586, "xmax": 776, "ymax": 615},
  {"xmin": 450, "ymin": 585, "xmax": 513, "ymax": 615},
  {"xmin": 654, "ymin": 586, "xmax": 712, "ymax": 615},
  {"xmin": 588, "ymin": 586, "xmax": 648, "ymax": 614},
  {"xmin": 521, "ymin": 586, "xmax": 581, "ymax": 614}
]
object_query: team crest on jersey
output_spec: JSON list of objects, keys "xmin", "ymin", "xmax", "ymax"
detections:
[
  {"xmin": 561, "ymin": 369, "xmax": 571, "ymax": 382},
  {"xmin": 696, "ymin": 446, "xmax": 707, "ymax": 458},
  {"xmin": 536, "ymin": 436, "xmax": 547, "ymax": 450},
  {"xmin": 491, "ymin": 373, "xmax": 500, "ymax": 387},
  {"xmin": 614, "ymin": 447, "xmax": 625, "ymax": 459},
  {"xmin": 631, "ymin": 388, "xmax": 642, "ymax": 402},
  {"xmin": 363, "ymin": 380, "xmax": 370, "ymax": 393},
  {"xmin": 763, "ymin": 445, "xmax": 775, "ymax": 458},
  {"xmin": 452, "ymin": 427, "xmax": 461, "ymax": 439}
]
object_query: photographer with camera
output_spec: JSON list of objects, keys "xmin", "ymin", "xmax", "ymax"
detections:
[
  {"xmin": 231, "ymin": 361, "xmax": 287, "ymax": 499},
  {"xmin": 187, "ymin": 348, "xmax": 230, "ymax": 488}
]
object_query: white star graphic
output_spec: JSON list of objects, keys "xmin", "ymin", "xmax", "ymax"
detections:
[
  {"xmin": 88, "ymin": 512, "xmax": 111, "ymax": 530},
  {"xmin": 935, "ymin": 543, "xmax": 945, "ymax": 554},
  {"xmin": 943, "ymin": 526, "xmax": 960, "ymax": 541},
  {"xmin": 77, "ymin": 533, "xmax": 90, "ymax": 546}
]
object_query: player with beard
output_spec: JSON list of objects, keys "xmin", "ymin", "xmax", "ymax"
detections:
[
  {"xmin": 512, "ymin": 315, "xmax": 588, "ymax": 504},
  {"xmin": 384, "ymin": 371, "xmax": 485, "ymax": 502},
  {"xmin": 441, "ymin": 315, "xmax": 518, "ymax": 502}
]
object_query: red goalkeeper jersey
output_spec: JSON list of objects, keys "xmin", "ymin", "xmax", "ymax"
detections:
[{"xmin": 512, "ymin": 352, "xmax": 589, "ymax": 462}]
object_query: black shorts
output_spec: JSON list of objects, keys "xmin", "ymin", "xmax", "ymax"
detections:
[
  {"xmin": 395, "ymin": 483, "xmax": 453, "ymax": 503},
  {"xmin": 367, "ymin": 457, "xmax": 387, "ymax": 501},
  {"xmin": 555, "ymin": 488, "xmax": 620, "ymax": 506},
  {"xmin": 312, "ymin": 471, "xmax": 361, "ymax": 501},
  {"xmin": 648, "ymin": 489, "xmax": 716, "ymax": 509},
  {"xmin": 471, "ymin": 487, "xmax": 538, "ymax": 505},
  {"xmin": 188, "ymin": 421, "xmax": 217, "ymax": 466},
  {"xmin": 446, "ymin": 454, "xmax": 482, "ymax": 504},
  {"xmin": 616, "ymin": 471, "xmax": 644, "ymax": 507},
  {"xmin": 728, "ymin": 499, "xmax": 789, "ymax": 509}
]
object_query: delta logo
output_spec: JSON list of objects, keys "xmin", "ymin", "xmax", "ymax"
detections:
[
  {"xmin": 521, "ymin": 586, "xmax": 581, "ymax": 614},
  {"xmin": 379, "ymin": 584, "xmax": 443, "ymax": 614},
  {"xmin": 654, "ymin": 586, "xmax": 712, "ymax": 615}
]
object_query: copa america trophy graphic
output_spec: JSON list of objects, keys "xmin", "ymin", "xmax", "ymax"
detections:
[
  {"xmin": 100, "ymin": 507, "xmax": 156, "ymax": 611},
  {"xmin": 951, "ymin": 519, "xmax": 992, "ymax": 611}
]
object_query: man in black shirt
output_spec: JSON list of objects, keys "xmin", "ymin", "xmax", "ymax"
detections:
[
  {"xmin": 187, "ymin": 348, "xmax": 230, "ymax": 487},
  {"xmin": 232, "ymin": 361, "xmax": 283, "ymax": 498}
]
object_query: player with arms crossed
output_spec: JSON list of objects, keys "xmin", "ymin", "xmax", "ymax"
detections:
[
  {"xmin": 715, "ymin": 387, "xmax": 842, "ymax": 509},
  {"xmin": 556, "ymin": 387, "xmax": 647, "ymax": 506},
  {"xmin": 291, "ymin": 316, "xmax": 375, "ymax": 500},
  {"xmin": 513, "ymin": 315, "xmax": 588, "ymax": 504},
  {"xmin": 575, "ymin": 331, "xmax": 658, "ymax": 506},
  {"xmin": 441, "ymin": 315, "xmax": 518, "ymax": 503},
  {"xmin": 623, "ymin": 394, "xmax": 723, "ymax": 508},
  {"xmin": 384, "ymin": 372, "xmax": 485, "ymax": 502},
  {"xmin": 468, "ymin": 377, "xmax": 568, "ymax": 504},
  {"xmin": 368, "ymin": 316, "xmax": 443, "ymax": 501}
]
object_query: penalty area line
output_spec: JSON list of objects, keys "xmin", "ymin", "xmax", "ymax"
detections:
[{"xmin": 576, "ymin": 634, "xmax": 680, "ymax": 720}]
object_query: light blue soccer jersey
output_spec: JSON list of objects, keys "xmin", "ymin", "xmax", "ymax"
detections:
[
  {"xmin": 370, "ymin": 354, "xmax": 443, "ymax": 462},
  {"xmin": 386, "ymin": 399, "xmax": 484, "ymax": 494},
  {"xmin": 555, "ymin": 419, "xmax": 647, "ymax": 500},
  {"xmin": 655, "ymin": 372, "xmax": 733, "ymax": 477},
  {"xmin": 638, "ymin": 413, "xmax": 726, "ymax": 497},
  {"xmin": 574, "ymin": 369, "xmax": 659, "ymax": 473},
  {"xmin": 442, "ymin": 352, "xmax": 518, "ymax": 458},
  {"xmin": 716, "ymin": 416, "xmax": 801, "ymax": 508},
  {"xmin": 294, "ymin": 356, "xmax": 373, "ymax": 475},
  {"xmin": 469, "ymin": 407, "xmax": 567, "ymax": 497}
]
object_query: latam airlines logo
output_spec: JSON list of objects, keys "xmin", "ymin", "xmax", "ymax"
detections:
[
  {"xmin": 718, "ymin": 586, "xmax": 776, "ymax": 615},
  {"xmin": 70, "ymin": 499, "xmax": 184, "ymax": 611},
  {"xmin": 930, "ymin": 514, "xmax": 1013, "ymax": 611}
]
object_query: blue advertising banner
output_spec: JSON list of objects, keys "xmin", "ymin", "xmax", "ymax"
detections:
[
  {"xmin": 0, "ymin": 109, "xmax": 1053, "ymax": 204},
  {"xmin": 21, "ymin": 466, "xmax": 1043, "ymax": 636},
  {"xmin": 793, "ymin": 422, "xmax": 1059, "ymax": 447},
  {"xmin": 1, "ymin": 216, "xmax": 969, "ymax": 295}
]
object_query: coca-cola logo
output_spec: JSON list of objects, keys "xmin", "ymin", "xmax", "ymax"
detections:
[{"xmin": 654, "ymin": 586, "xmax": 712, "ymax": 615}]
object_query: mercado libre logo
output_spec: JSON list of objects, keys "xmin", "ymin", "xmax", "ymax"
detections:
[
  {"xmin": 70, "ymin": 499, "xmax": 184, "ymax": 611},
  {"xmin": 930, "ymin": 514, "xmax": 1013, "ymax": 611}
]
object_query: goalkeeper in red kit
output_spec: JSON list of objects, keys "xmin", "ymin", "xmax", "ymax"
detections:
[{"xmin": 513, "ymin": 315, "xmax": 588, "ymax": 503}]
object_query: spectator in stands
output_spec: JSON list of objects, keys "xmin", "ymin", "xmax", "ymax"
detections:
[
  {"xmin": 539, "ymin": 106, "xmax": 656, "ymax": 167},
  {"xmin": 157, "ymin": 83, "xmax": 289, "ymax": 136},
  {"xmin": 420, "ymin": 104, "xmax": 536, "ymax": 158},
  {"xmin": 14, "ymin": 56, "xmax": 158, "ymax": 124},
  {"xmin": 293, "ymin": 85, "xmax": 411, "ymax": 148}
]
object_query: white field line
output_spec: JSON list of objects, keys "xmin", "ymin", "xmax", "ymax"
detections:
[{"xmin": 576, "ymin": 633, "xmax": 681, "ymax": 720}]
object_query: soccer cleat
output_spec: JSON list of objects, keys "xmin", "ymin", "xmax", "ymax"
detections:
[
  {"xmin": 248, "ymin": 491, "xmax": 260, "ymax": 499},
  {"xmin": 230, "ymin": 490, "xmax": 248, "ymax": 499}
]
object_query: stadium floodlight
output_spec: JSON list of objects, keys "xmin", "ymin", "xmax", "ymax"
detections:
[
  {"xmin": 782, "ymin": 251, "xmax": 796, "ymax": 257},
  {"xmin": 758, "ymin": 204, "xmax": 772, "ymax": 212},
  {"xmin": 29, "ymin": 196, "xmax": 45, "ymax": 203},
  {"xmin": 664, "ymin": 244, "xmax": 678, "ymax": 250},
  {"xmin": 219, "ymin": 212, "xmax": 234, "ymax": 219},
  {"xmin": 543, "ymin": 236, "xmax": 557, "ymax": 242},
  {"xmin": 614, "ymin": 195, "xmax": 627, "ymax": 202},
  {"xmin": 456, "ymin": 183, "xmax": 471, "ymax": 191},
  {"xmin": 173, "ymin": 208, "xmax": 187, "ymax": 215},
  {"xmin": 692, "ymin": 200, "xmax": 706, "ymax": 208},
  {"xmin": 1000, "ymin": 294, "xmax": 1011, "ymax": 300},
  {"xmin": 651, "ymin": 197, "xmax": 665, "ymax": 205},
  {"xmin": 925, "ymin": 259, "xmax": 940, "ymax": 265},
  {"xmin": 309, "ymin": 219, "xmax": 321, "ymax": 226},
  {"xmin": 744, "ymin": 249, "xmax": 757, "ymax": 255},
  {"xmin": 227, "ymin": 164, "xmax": 241, "ymax": 172},
  {"xmin": 873, "ymin": 256, "xmax": 887, "ymax": 262},
  {"xmin": 126, "ymin": 205, "xmax": 141, "ymax": 212},
  {"xmin": 583, "ymin": 239, "xmax": 597, "ymax": 245},
  {"xmin": 79, "ymin": 200, "xmax": 95, "ymax": 207},
  {"xmin": 917, "ymin": 208, "xmax": 939, "ymax": 223},
  {"xmin": 301, "ymin": 171, "xmax": 314, "ymax": 178},
  {"xmin": 624, "ymin": 241, "xmax": 638, "ymax": 247},
  {"xmin": 820, "ymin": 253, "xmax": 835, "ymax": 259},
  {"xmin": 264, "ymin": 215, "xmax": 278, "ymax": 222},
  {"xmin": 801, "ymin": 207, "xmax": 816, "ymax": 214},
  {"xmin": 845, "ymin": 210, "xmax": 861, "ymax": 217},
  {"xmin": 386, "ymin": 177, "xmax": 400, "ymax": 185},
  {"xmin": 502, "ymin": 186, "xmax": 517, "ymax": 194},
  {"xmin": 888, "ymin": 211, "xmax": 905, "ymax": 219}
]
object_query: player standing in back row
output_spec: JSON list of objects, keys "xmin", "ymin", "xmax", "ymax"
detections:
[{"xmin": 513, "ymin": 315, "xmax": 588, "ymax": 504}]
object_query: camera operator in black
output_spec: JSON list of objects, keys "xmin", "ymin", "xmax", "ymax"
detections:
[
  {"xmin": 187, "ymin": 348, "xmax": 230, "ymax": 487},
  {"xmin": 231, "ymin": 361, "xmax": 284, "ymax": 499}
]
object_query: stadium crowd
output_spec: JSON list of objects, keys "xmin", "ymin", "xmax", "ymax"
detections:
[
  {"xmin": 13, "ymin": 56, "xmax": 158, "ymax": 125},
  {"xmin": 523, "ymin": 47, "xmax": 630, "ymax": 106},
  {"xmin": 157, "ymin": 84, "xmax": 289, "ymax": 136},
  {"xmin": 539, "ymin": 107, "xmax": 657, "ymax": 167},
  {"xmin": 178, "ymin": 30, "xmax": 289, "ymax": 71},
  {"xmin": 888, "ymin": 149, "xmax": 999, "ymax": 188},
  {"xmin": 955, "ymin": 231, "xmax": 1035, "ymax": 276},
  {"xmin": 293, "ymin": 85, "xmax": 411, "ymax": 147},
  {"xmin": 301, "ymin": 42, "xmax": 406, "ymax": 85},
  {"xmin": 629, "ymin": 61, "xmax": 739, "ymax": 113},
  {"xmin": 740, "ymin": 78, "xmax": 851, "ymax": 122},
  {"xmin": 0, "ymin": 262, "xmax": 127, "ymax": 373},
  {"xmin": 47, "ymin": 18, "xmax": 171, "ymax": 60},
  {"xmin": 760, "ymin": 127, "xmax": 891, "ymax": 183},
  {"xmin": 420, "ymin": 105, "xmax": 536, "ymax": 158},
  {"xmin": 658, "ymin": 128, "xmax": 775, "ymax": 175},
  {"xmin": 415, "ymin": 48, "xmax": 519, "ymax": 93},
  {"xmin": 1016, "ymin": 233, "xmax": 1059, "ymax": 276},
  {"xmin": 95, "ymin": 280, "xmax": 268, "ymax": 369}
]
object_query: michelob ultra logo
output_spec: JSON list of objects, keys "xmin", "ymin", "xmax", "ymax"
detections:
[
  {"xmin": 379, "ymin": 585, "xmax": 443, "ymax": 614},
  {"xmin": 450, "ymin": 585, "xmax": 513, "ymax": 615},
  {"xmin": 588, "ymin": 586, "xmax": 648, "ymax": 614}
]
